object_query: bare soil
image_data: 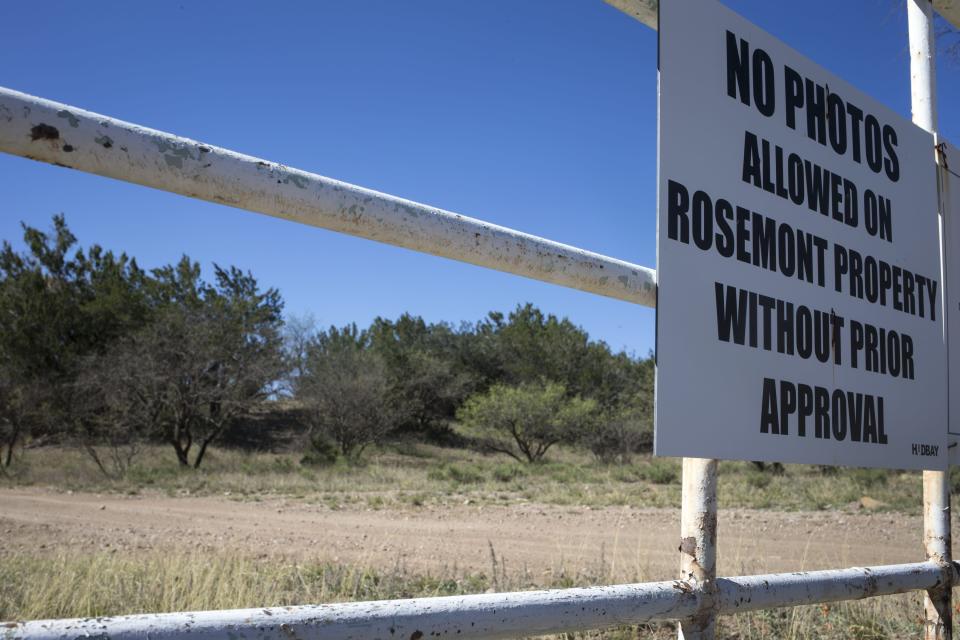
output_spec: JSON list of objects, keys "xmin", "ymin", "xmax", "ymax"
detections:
[{"xmin": 0, "ymin": 488, "xmax": 941, "ymax": 581}]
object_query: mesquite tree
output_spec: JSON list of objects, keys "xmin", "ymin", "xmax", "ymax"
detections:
[
  {"xmin": 457, "ymin": 381, "xmax": 597, "ymax": 463},
  {"xmin": 298, "ymin": 325, "xmax": 399, "ymax": 460},
  {"xmin": 134, "ymin": 259, "xmax": 286, "ymax": 468}
]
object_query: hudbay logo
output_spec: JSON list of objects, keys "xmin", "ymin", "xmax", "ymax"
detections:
[{"xmin": 912, "ymin": 443, "xmax": 939, "ymax": 456}]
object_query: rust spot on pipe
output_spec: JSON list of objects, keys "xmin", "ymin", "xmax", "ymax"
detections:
[
  {"xmin": 672, "ymin": 580, "xmax": 694, "ymax": 593},
  {"xmin": 29, "ymin": 123, "xmax": 59, "ymax": 141}
]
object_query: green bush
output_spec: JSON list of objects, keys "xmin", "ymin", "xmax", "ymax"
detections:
[
  {"xmin": 637, "ymin": 459, "xmax": 679, "ymax": 485},
  {"xmin": 609, "ymin": 466, "xmax": 644, "ymax": 483},
  {"xmin": 491, "ymin": 463, "xmax": 527, "ymax": 483},
  {"xmin": 457, "ymin": 382, "xmax": 597, "ymax": 463},
  {"xmin": 848, "ymin": 468, "xmax": 890, "ymax": 488},
  {"xmin": 747, "ymin": 470, "xmax": 772, "ymax": 489},
  {"xmin": 301, "ymin": 436, "xmax": 338, "ymax": 467},
  {"xmin": 426, "ymin": 464, "xmax": 485, "ymax": 484}
]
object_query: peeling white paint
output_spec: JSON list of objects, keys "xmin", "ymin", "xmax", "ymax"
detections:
[
  {"xmin": 678, "ymin": 458, "xmax": 718, "ymax": 639},
  {"xmin": 0, "ymin": 87, "xmax": 657, "ymax": 309},
  {"xmin": 7, "ymin": 563, "xmax": 950, "ymax": 640},
  {"xmin": 604, "ymin": 0, "xmax": 960, "ymax": 32}
]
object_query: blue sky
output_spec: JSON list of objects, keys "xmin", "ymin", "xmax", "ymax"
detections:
[{"xmin": 1, "ymin": 0, "xmax": 958, "ymax": 356}]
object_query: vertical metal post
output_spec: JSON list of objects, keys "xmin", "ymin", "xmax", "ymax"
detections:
[
  {"xmin": 678, "ymin": 457, "xmax": 718, "ymax": 639},
  {"xmin": 909, "ymin": 2, "xmax": 953, "ymax": 638},
  {"xmin": 924, "ymin": 471, "xmax": 953, "ymax": 639},
  {"xmin": 910, "ymin": 0, "xmax": 938, "ymax": 134}
]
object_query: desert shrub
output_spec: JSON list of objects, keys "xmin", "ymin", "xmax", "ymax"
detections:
[
  {"xmin": 297, "ymin": 325, "xmax": 398, "ymax": 461},
  {"xmin": 848, "ymin": 467, "xmax": 890, "ymax": 488},
  {"xmin": 427, "ymin": 464, "xmax": 485, "ymax": 485},
  {"xmin": 491, "ymin": 463, "xmax": 527, "ymax": 483},
  {"xmin": 301, "ymin": 435, "xmax": 339, "ymax": 467},
  {"xmin": 747, "ymin": 470, "xmax": 772, "ymax": 489},
  {"xmin": 636, "ymin": 458, "xmax": 679, "ymax": 485},
  {"xmin": 457, "ymin": 381, "xmax": 596, "ymax": 463},
  {"xmin": 582, "ymin": 406, "xmax": 651, "ymax": 464}
]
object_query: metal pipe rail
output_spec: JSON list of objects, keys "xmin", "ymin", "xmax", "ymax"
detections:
[
  {"xmin": 7, "ymin": 562, "xmax": 950, "ymax": 640},
  {"xmin": 602, "ymin": 0, "xmax": 960, "ymax": 31},
  {"xmin": 0, "ymin": 88, "xmax": 657, "ymax": 309}
]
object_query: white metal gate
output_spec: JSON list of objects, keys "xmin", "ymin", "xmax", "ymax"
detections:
[{"xmin": 1, "ymin": 1, "xmax": 956, "ymax": 638}]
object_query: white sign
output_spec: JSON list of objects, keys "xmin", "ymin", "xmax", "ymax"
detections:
[{"xmin": 655, "ymin": 0, "xmax": 947, "ymax": 469}]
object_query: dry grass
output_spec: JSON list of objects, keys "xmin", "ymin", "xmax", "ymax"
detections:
[
  {"xmin": 1, "ymin": 444, "xmax": 927, "ymax": 513},
  {"xmin": 0, "ymin": 549, "xmax": 927, "ymax": 639},
  {"xmin": 1, "ymin": 446, "xmax": 937, "ymax": 637}
]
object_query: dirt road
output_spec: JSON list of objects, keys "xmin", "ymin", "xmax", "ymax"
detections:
[{"xmin": 0, "ymin": 488, "xmax": 938, "ymax": 581}]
